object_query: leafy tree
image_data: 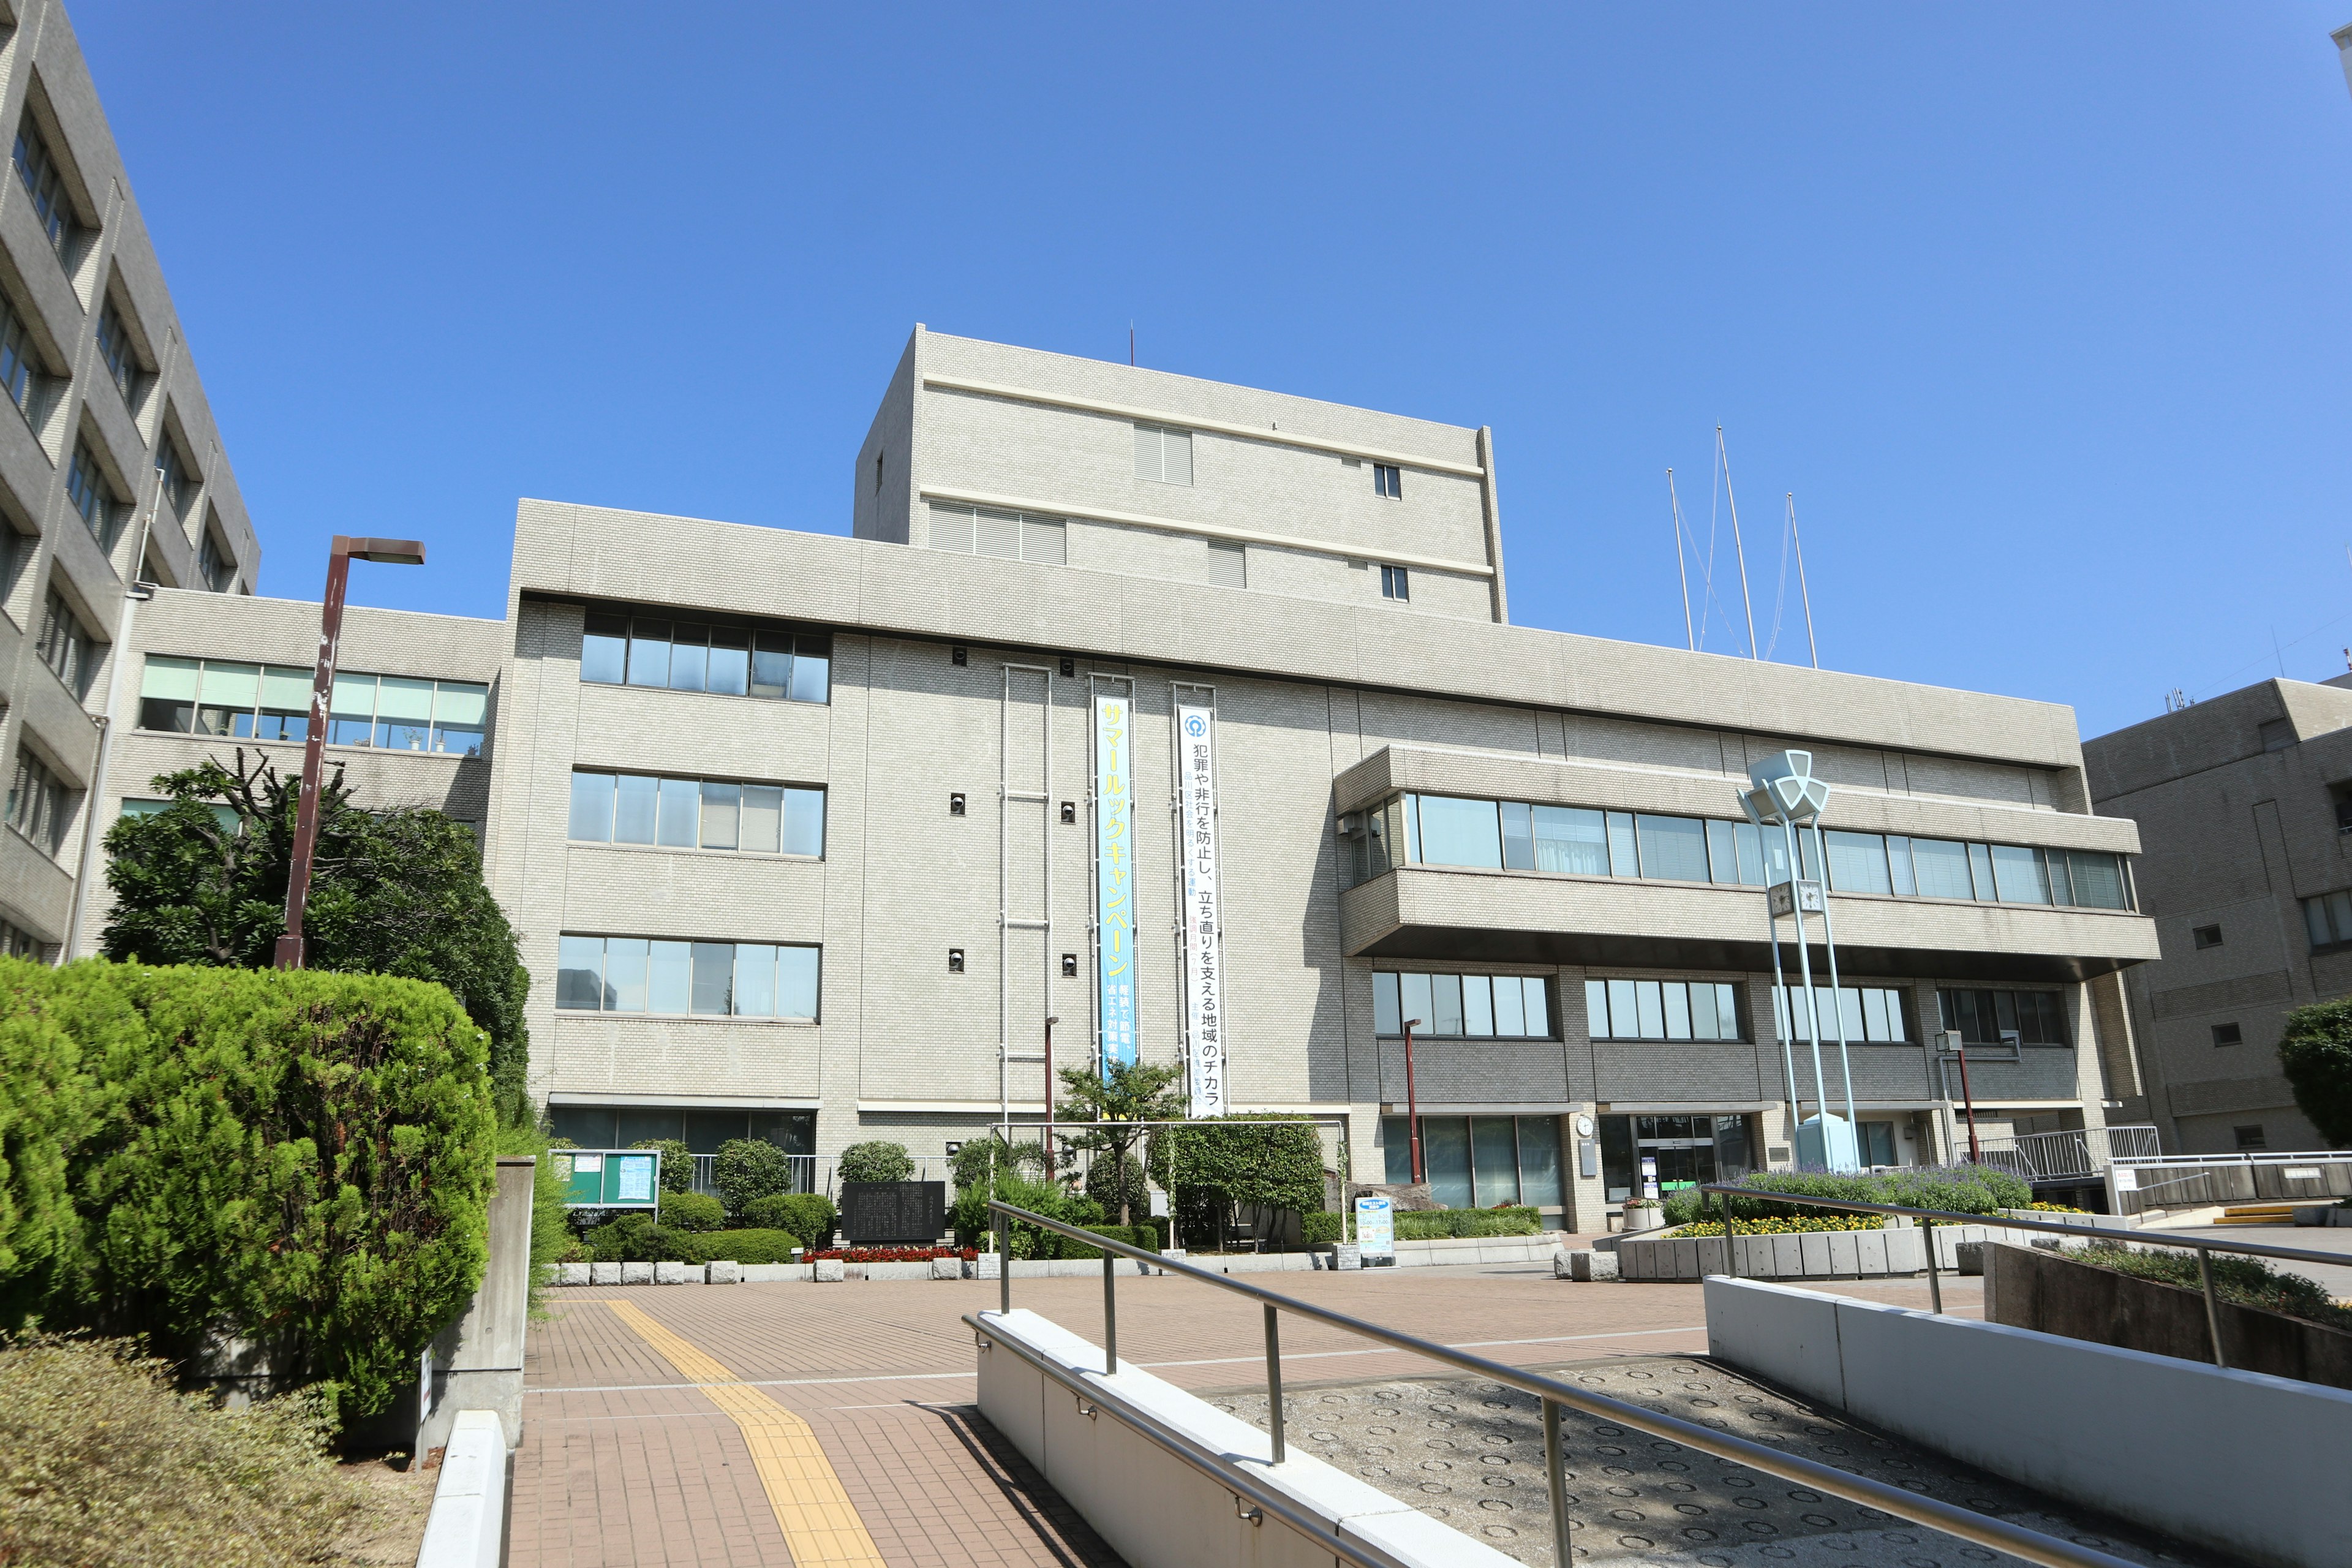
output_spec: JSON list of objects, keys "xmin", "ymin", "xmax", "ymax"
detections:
[
  {"xmin": 630, "ymin": 1138, "xmax": 694, "ymax": 1194},
  {"xmin": 1147, "ymin": 1114, "xmax": 1327, "ymax": 1246},
  {"xmin": 2280, "ymin": 998, "xmax": 2352, "ymax": 1148},
  {"xmin": 710, "ymin": 1138, "xmax": 793, "ymax": 1218},
  {"xmin": 1054, "ymin": 1060, "xmax": 1186, "ymax": 1225},
  {"xmin": 837, "ymin": 1140, "xmax": 914, "ymax": 1183},
  {"xmin": 99, "ymin": 753, "xmax": 532, "ymax": 1123},
  {"xmin": 949, "ymin": 1136, "xmax": 1047, "ymax": 1195}
]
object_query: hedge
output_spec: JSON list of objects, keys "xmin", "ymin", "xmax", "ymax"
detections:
[
  {"xmin": 1055, "ymin": 1224, "xmax": 1158, "ymax": 1259},
  {"xmin": 658, "ymin": 1191, "xmax": 725, "ymax": 1232},
  {"xmin": 1301, "ymin": 1212, "xmax": 1345, "ymax": 1246},
  {"xmin": 0, "ymin": 962, "xmax": 499, "ymax": 1425},
  {"xmin": 687, "ymin": 1228, "xmax": 799, "ymax": 1265},
  {"xmin": 1393, "ymin": 1207, "xmax": 1540, "ymax": 1240},
  {"xmin": 711, "ymin": 1138, "xmax": 796, "ymax": 1218},
  {"xmin": 742, "ymin": 1192, "xmax": 837, "ymax": 1245},
  {"xmin": 1659, "ymin": 1167, "xmax": 2031, "ymax": 1227}
]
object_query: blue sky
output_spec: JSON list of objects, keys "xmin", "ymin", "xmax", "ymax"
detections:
[{"xmin": 69, "ymin": 3, "xmax": 2352, "ymax": 740}]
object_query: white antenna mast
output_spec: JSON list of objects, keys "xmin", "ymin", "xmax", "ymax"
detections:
[
  {"xmin": 1667, "ymin": 469, "xmax": 1694, "ymax": 650},
  {"xmin": 1788, "ymin": 491, "xmax": 1819, "ymax": 669},
  {"xmin": 1719, "ymin": 427, "xmax": 1759, "ymax": 659}
]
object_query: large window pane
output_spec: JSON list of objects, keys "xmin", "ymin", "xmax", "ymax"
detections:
[
  {"xmin": 142, "ymin": 654, "xmax": 200, "ymax": 702},
  {"xmin": 1635, "ymin": 815, "xmax": 1709, "ymax": 882},
  {"xmin": 1531, "ymin": 805, "xmax": 1608, "ymax": 875},
  {"xmin": 707, "ymin": 627, "xmax": 750, "ymax": 696},
  {"xmin": 1383, "ymin": 1117, "xmax": 1414, "ymax": 1184},
  {"xmin": 1522, "ymin": 977, "xmax": 1550, "ymax": 1037},
  {"xmin": 431, "ymin": 682, "xmax": 489, "ymax": 756},
  {"xmin": 556, "ymin": 936, "xmax": 604, "ymax": 1009},
  {"xmin": 1422, "ymin": 1117, "xmax": 1472, "ymax": 1208},
  {"xmin": 1887, "ymin": 836, "xmax": 1917, "ymax": 895},
  {"xmin": 668, "ymin": 624, "xmax": 710, "ymax": 692},
  {"xmin": 374, "ymin": 676, "xmax": 434, "ymax": 753},
  {"xmin": 777, "ymin": 945, "xmax": 820, "ymax": 1019},
  {"xmin": 1863, "ymin": 987, "xmax": 1889, "ymax": 1042},
  {"xmin": 1606, "ymin": 979, "xmax": 1636, "ymax": 1039},
  {"xmin": 790, "ymin": 635, "xmax": 830, "ymax": 703},
  {"xmin": 751, "ymin": 630, "xmax": 793, "ymax": 699},
  {"xmin": 569, "ymin": 772, "xmax": 616, "ymax": 842},
  {"xmin": 1691, "ymin": 981, "xmax": 1719, "ymax": 1040},
  {"xmin": 1634, "ymin": 980, "xmax": 1665, "ymax": 1039},
  {"xmin": 1494, "ymin": 975, "xmax": 1526, "ymax": 1036},
  {"xmin": 1706, "ymin": 820, "xmax": 1740, "ymax": 884},
  {"xmin": 1472, "ymin": 1117, "xmax": 1520, "ymax": 1206},
  {"xmin": 1517, "ymin": 1117, "xmax": 1563, "ymax": 1206},
  {"xmin": 600, "ymin": 938, "xmax": 648, "ymax": 1011},
  {"xmin": 1967, "ymin": 842, "xmax": 1997, "ymax": 900},
  {"xmin": 1664, "ymin": 982, "xmax": 1692, "ymax": 1039},
  {"xmin": 1401, "ymin": 973, "xmax": 1433, "ymax": 1033},
  {"xmin": 1584, "ymin": 979, "xmax": 1609, "ymax": 1039},
  {"xmin": 1716, "ymin": 984, "xmax": 1739, "ymax": 1039},
  {"xmin": 1824, "ymin": 830, "xmax": 1891, "ymax": 894},
  {"xmin": 1606, "ymin": 812, "xmax": 1638, "ymax": 876},
  {"xmin": 1417, "ymin": 794, "xmax": 1502, "ymax": 869},
  {"xmin": 614, "ymin": 774, "xmax": 658, "ymax": 844},
  {"xmin": 783, "ymin": 788, "xmax": 825, "ymax": 857},
  {"xmin": 734, "ymin": 943, "xmax": 777, "ymax": 1016},
  {"xmin": 658, "ymin": 777, "xmax": 699, "ymax": 847},
  {"xmin": 1733, "ymin": 821, "xmax": 1766, "ymax": 884},
  {"xmin": 2067, "ymin": 851, "xmax": 2127, "ymax": 910},
  {"xmin": 1433, "ymin": 973, "xmax": 1464, "ymax": 1036},
  {"xmin": 741, "ymin": 785, "xmax": 783, "ymax": 853},
  {"xmin": 1760, "ymin": 826, "xmax": 1793, "ymax": 885},
  {"xmin": 1991, "ymin": 843, "xmax": 2048, "ymax": 904},
  {"xmin": 328, "ymin": 673, "xmax": 377, "ymax": 745},
  {"xmin": 1911, "ymin": 839, "xmax": 1973, "ymax": 900},
  {"xmin": 690, "ymin": 942, "xmax": 734, "ymax": 1015},
  {"xmin": 1499, "ymin": 801, "xmax": 1534, "ymax": 870},
  {"xmin": 198, "ymin": 661, "xmax": 258, "ymax": 710},
  {"xmin": 626, "ymin": 619, "xmax": 671, "ymax": 687},
  {"xmin": 1401, "ymin": 795, "xmax": 1420, "ymax": 864},
  {"xmin": 700, "ymin": 782, "xmax": 741, "ymax": 850},
  {"xmin": 1374, "ymin": 972, "xmax": 1401, "ymax": 1036},
  {"xmin": 648, "ymin": 940, "xmax": 692, "ymax": 1013},
  {"xmin": 1838, "ymin": 987, "xmax": 1865, "ymax": 1042},
  {"xmin": 582, "ymin": 611, "xmax": 628, "ymax": 685},
  {"xmin": 1463, "ymin": 975, "xmax": 1493, "ymax": 1036}
]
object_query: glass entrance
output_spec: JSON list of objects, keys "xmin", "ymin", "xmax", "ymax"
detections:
[{"xmin": 1599, "ymin": 1114, "xmax": 1758, "ymax": 1200}]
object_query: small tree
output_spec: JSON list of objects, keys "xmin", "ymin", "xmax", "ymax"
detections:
[
  {"xmin": 710, "ymin": 1138, "xmax": 793, "ymax": 1219},
  {"xmin": 2280, "ymin": 997, "xmax": 2352, "ymax": 1147},
  {"xmin": 631, "ymin": 1139, "xmax": 694, "ymax": 1194},
  {"xmin": 1054, "ymin": 1060, "xmax": 1185, "ymax": 1225},
  {"xmin": 837, "ymin": 1140, "xmax": 914, "ymax": 1183}
]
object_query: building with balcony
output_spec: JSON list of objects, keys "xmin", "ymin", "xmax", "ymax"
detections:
[
  {"xmin": 82, "ymin": 327, "xmax": 2161, "ymax": 1228},
  {"xmin": 2084, "ymin": 677, "xmax": 2352, "ymax": 1153},
  {"xmin": 0, "ymin": 0, "xmax": 262, "ymax": 959}
]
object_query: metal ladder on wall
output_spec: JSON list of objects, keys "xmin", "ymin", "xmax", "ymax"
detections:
[{"xmin": 998, "ymin": 663, "xmax": 1053, "ymax": 1140}]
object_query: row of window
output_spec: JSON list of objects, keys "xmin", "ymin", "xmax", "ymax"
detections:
[
  {"xmin": 1768, "ymin": 984, "xmax": 1913, "ymax": 1044},
  {"xmin": 1379, "ymin": 1114, "xmax": 1561, "ymax": 1208},
  {"xmin": 1372, "ymin": 971, "xmax": 1554, "ymax": 1039},
  {"xmin": 36, "ymin": 589, "xmax": 94, "ymax": 698},
  {"xmin": 1348, "ymin": 790, "xmax": 2134, "ymax": 911},
  {"xmin": 568, "ymin": 771, "xmax": 825, "ymax": 858},
  {"xmin": 1936, "ymin": 987, "xmax": 2070, "ymax": 1047},
  {"xmin": 1589, "ymin": 979, "xmax": 1747, "ymax": 1042},
  {"xmin": 1134, "ymin": 421, "xmax": 1411, "ymax": 505},
  {"xmin": 927, "ymin": 503, "xmax": 1067, "ymax": 564},
  {"xmin": 556, "ymin": 935, "xmax": 820, "ymax": 1020},
  {"xmin": 7, "ymin": 748, "xmax": 68, "ymax": 856},
  {"xmin": 138, "ymin": 658, "xmax": 489, "ymax": 755},
  {"xmin": 581, "ymin": 612, "xmax": 831, "ymax": 704}
]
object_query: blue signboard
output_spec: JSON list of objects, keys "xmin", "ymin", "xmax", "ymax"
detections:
[{"xmin": 1095, "ymin": 694, "xmax": 1137, "ymax": 1070}]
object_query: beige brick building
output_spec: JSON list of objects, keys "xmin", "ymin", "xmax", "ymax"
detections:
[{"xmin": 78, "ymin": 328, "xmax": 2162, "ymax": 1227}]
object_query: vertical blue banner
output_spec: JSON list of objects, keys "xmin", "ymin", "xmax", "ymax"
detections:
[{"xmin": 1095, "ymin": 694, "xmax": 1137, "ymax": 1070}]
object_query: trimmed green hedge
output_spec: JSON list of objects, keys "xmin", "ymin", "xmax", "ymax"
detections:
[
  {"xmin": 658, "ymin": 1191, "xmax": 725, "ymax": 1232},
  {"xmin": 1660, "ymin": 1167, "xmax": 2032, "ymax": 1227},
  {"xmin": 742, "ymin": 1192, "xmax": 836, "ymax": 1246},
  {"xmin": 689, "ymin": 1228, "xmax": 799, "ymax": 1265},
  {"xmin": 0, "ymin": 960, "xmax": 499, "ymax": 1424},
  {"xmin": 1302, "ymin": 1212, "xmax": 1346, "ymax": 1246},
  {"xmin": 1055, "ymin": 1223, "xmax": 1160, "ymax": 1259},
  {"xmin": 1393, "ymin": 1207, "xmax": 1540, "ymax": 1240}
]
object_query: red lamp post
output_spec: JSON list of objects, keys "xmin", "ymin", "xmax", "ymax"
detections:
[
  {"xmin": 273, "ymin": 535, "xmax": 426, "ymax": 969},
  {"xmin": 1403, "ymin": 1017, "xmax": 1425, "ymax": 1184}
]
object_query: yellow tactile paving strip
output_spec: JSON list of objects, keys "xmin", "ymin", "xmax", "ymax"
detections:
[{"xmin": 606, "ymin": 1300, "xmax": 888, "ymax": 1566}]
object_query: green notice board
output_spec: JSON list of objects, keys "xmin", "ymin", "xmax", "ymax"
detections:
[{"xmin": 560, "ymin": 1149, "xmax": 660, "ymax": 1208}]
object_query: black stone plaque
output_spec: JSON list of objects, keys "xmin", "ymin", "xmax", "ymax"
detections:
[{"xmin": 839, "ymin": 1180, "xmax": 948, "ymax": 1244}]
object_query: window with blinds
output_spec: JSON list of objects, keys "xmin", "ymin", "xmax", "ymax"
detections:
[
  {"xmin": 1204, "ymin": 538, "xmax": 1245, "ymax": 589},
  {"xmin": 1134, "ymin": 423, "xmax": 1193, "ymax": 485},
  {"xmin": 927, "ymin": 502, "xmax": 1065, "ymax": 564}
]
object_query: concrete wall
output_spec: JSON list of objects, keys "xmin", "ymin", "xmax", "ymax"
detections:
[
  {"xmin": 1705, "ymin": 1275, "xmax": 2352, "ymax": 1568},
  {"xmin": 421, "ymin": 1156, "xmax": 538, "ymax": 1450}
]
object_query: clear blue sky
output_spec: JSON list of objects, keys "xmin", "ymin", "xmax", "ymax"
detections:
[{"xmin": 69, "ymin": 3, "xmax": 2352, "ymax": 741}]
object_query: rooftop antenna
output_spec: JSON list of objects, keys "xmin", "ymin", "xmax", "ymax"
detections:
[
  {"xmin": 1788, "ymin": 492, "xmax": 1819, "ymax": 669},
  {"xmin": 1667, "ymin": 469, "xmax": 1694, "ymax": 650},
  {"xmin": 1129, "ymin": 323, "xmax": 1135, "ymax": 366},
  {"xmin": 1719, "ymin": 427, "xmax": 1760, "ymax": 659}
]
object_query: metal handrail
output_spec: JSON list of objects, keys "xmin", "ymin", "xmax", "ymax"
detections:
[
  {"xmin": 1695, "ymin": 1182, "xmax": 2347, "ymax": 1372},
  {"xmin": 980, "ymin": 1199, "xmax": 2138, "ymax": 1568}
]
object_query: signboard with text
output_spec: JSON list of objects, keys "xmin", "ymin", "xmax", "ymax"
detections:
[
  {"xmin": 1355, "ymin": 1195, "xmax": 1395, "ymax": 1257},
  {"xmin": 1175, "ymin": 703, "xmax": 1227, "ymax": 1115},
  {"xmin": 1095, "ymin": 695, "xmax": 1138, "ymax": 1071},
  {"xmin": 559, "ymin": 1150, "xmax": 660, "ymax": 1209}
]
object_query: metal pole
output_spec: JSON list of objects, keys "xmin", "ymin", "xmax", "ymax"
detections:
[
  {"xmin": 1544, "ymin": 1398, "xmax": 1570, "ymax": 1567},
  {"xmin": 275, "ymin": 543, "xmax": 353, "ymax": 968},
  {"xmin": 1789, "ymin": 492, "xmax": 1819, "ymax": 669},
  {"xmin": 1808, "ymin": 826, "xmax": 1860, "ymax": 1144},
  {"xmin": 2196, "ymin": 1245, "xmax": 2227, "ymax": 1369},
  {"xmin": 998, "ymin": 1212, "xmax": 1011, "ymax": 1316},
  {"xmin": 1722, "ymin": 1186, "xmax": 1740, "ymax": 1279},
  {"xmin": 1103, "ymin": 1248, "xmax": 1118, "ymax": 1373},
  {"xmin": 1263, "ymin": 1305, "xmax": 1286, "ymax": 1464},
  {"xmin": 1760, "ymin": 847, "xmax": 1801, "ymax": 1132},
  {"xmin": 1404, "ymin": 1019, "xmax": 1425, "ymax": 1183},
  {"xmin": 1923, "ymin": 1216, "xmax": 1942, "ymax": 1314},
  {"xmin": 1781, "ymin": 818, "xmax": 1833, "ymax": 1158},
  {"xmin": 1721, "ymin": 427, "xmax": 1760, "ymax": 660},
  {"xmin": 1956, "ymin": 1042, "xmax": 1982, "ymax": 1161},
  {"xmin": 1668, "ymin": 468, "xmax": 1694, "ymax": 651}
]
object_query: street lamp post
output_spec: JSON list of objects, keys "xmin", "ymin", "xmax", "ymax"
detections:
[
  {"xmin": 1044, "ymin": 1014, "xmax": 1059, "ymax": 1142},
  {"xmin": 1740, "ymin": 751, "xmax": 1859, "ymax": 1172},
  {"xmin": 1403, "ymin": 1017, "xmax": 1425, "ymax": 1184},
  {"xmin": 273, "ymin": 535, "xmax": 425, "ymax": 969}
]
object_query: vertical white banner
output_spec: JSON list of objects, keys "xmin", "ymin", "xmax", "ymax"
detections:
[
  {"xmin": 1176, "ymin": 703, "xmax": 1226, "ymax": 1115},
  {"xmin": 1095, "ymin": 694, "xmax": 1137, "ymax": 1071}
]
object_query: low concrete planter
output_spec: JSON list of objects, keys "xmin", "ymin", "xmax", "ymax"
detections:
[
  {"xmin": 1618, "ymin": 1221, "xmax": 2038, "ymax": 1282},
  {"xmin": 814, "ymin": 1257, "xmax": 846, "ymax": 1282},
  {"xmin": 930, "ymin": 1256, "xmax": 962, "ymax": 1280},
  {"xmin": 741, "ymin": 1262, "xmax": 795, "ymax": 1282},
  {"xmin": 620, "ymin": 1262, "xmax": 654, "ymax": 1285},
  {"xmin": 558, "ymin": 1262, "xmax": 590, "ymax": 1287},
  {"xmin": 706, "ymin": 1261, "xmax": 741, "ymax": 1284},
  {"xmin": 590, "ymin": 1262, "xmax": 622, "ymax": 1286}
]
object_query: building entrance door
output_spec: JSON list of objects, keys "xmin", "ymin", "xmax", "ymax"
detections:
[{"xmin": 1600, "ymin": 1113, "xmax": 1757, "ymax": 1201}]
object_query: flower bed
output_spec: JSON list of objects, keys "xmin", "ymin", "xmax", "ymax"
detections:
[{"xmin": 1673, "ymin": 1215, "xmax": 1885, "ymax": 1237}]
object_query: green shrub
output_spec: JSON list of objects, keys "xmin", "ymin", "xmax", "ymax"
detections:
[
  {"xmin": 631, "ymin": 1138, "xmax": 694, "ymax": 1194},
  {"xmin": 80, "ymin": 965, "xmax": 497, "ymax": 1423},
  {"xmin": 952, "ymin": 1174, "xmax": 1099, "ymax": 1252},
  {"xmin": 1147, "ymin": 1115, "xmax": 1327, "ymax": 1245},
  {"xmin": 686, "ymin": 1228, "xmax": 799, "ymax": 1265},
  {"xmin": 0, "ymin": 957, "xmax": 131, "ymax": 1332},
  {"xmin": 658, "ymin": 1191, "xmax": 725, "ymax": 1232},
  {"xmin": 1060, "ymin": 1224, "xmax": 1153, "ymax": 1259},
  {"xmin": 0, "ymin": 1336, "xmax": 371, "ymax": 1568},
  {"xmin": 1393, "ymin": 1207, "xmax": 1540, "ymax": 1240},
  {"xmin": 1659, "ymin": 1166, "xmax": 2032, "ymax": 1227},
  {"xmin": 742, "ymin": 1192, "xmax": 836, "ymax": 1245},
  {"xmin": 2280, "ymin": 997, "xmax": 2352, "ymax": 1147},
  {"xmin": 1084, "ymin": 1153, "xmax": 1148, "ymax": 1220},
  {"xmin": 951, "ymin": 1136, "xmax": 1047, "ymax": 1193},
  {"xmin": 585, "ymin": 1213, "xmax": 698, "ymax": 1264},
  {"xmin": 839, "ymin": 1140, "xmax": 914, "ymax": 1183},
  {"xmin": 711, "ymin": 1138, "xmax": 793, "ymax": 1218},
  {"xmin": 2066, "ymin": 1242, "xmax": 2352, "ymax": 1331},
  {"xmin": 1128, "ymin": 1216, "xmax": 1163, "ymax": 1252},
  {"xmin": 1302, "ymin": 1212, "xmax": 1346, "ymax": 1246}
]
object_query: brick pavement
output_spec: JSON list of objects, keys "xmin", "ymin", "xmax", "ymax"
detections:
[{"xmin": 510, "ymin": 1262, "xmax": 1985, "ymax": 1566}]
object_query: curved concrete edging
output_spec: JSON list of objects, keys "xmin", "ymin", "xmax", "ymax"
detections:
[{"xmin": 414, "ymin": 1409, "xmax": 507, "ymax": 1568}]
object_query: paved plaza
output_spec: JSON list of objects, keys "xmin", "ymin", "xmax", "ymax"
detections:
[{"xmin": 508, "ymin": 1259, "xmax": 1992, "ymax": 1567}]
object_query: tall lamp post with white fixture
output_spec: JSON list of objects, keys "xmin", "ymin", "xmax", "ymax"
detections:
[{"xmin": 1740, "ymin": 751, "xmax": 1861, "ymax": 1172}]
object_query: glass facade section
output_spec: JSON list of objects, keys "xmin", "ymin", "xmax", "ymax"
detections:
[
  {"xmin": 141, "ymin": 657, "xmax": 484, "ymax": 753},
  {"xmin": 558, "ymin": 933, "xmax": 820, "ymax": 1020},
  {"xmin": 1935, "ymin": 987, "xmax": 2068, "ymax": 1046},
  {"xmin": 1374, "ymin": 971, "xmax": 1551, "ymax": 1038},
  {"xmin": 1771, "ymin": 984, "xmax": 1911, "ymax": 1042},
  {"xmin": 582, "ymin": 608, "xmax": 829, "ymax": 705},
  {"xmin": 570, "ymin": 769, "xmax": 823, "ymax": 857},
  {"xmin": 1585, "ymin": 978, "xmax": 1743, "ymax": 1041}
]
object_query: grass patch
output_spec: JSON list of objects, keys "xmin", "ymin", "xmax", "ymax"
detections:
[
  {"xmin": 2063, "ymin": 1243, "xmax": 2352, "ymax": 1333},
  {"xmin": 1675, "ymin": 1215, "xmax": 1884, "ymax": 1236},
  {"xmin": 0, "ymin": 1336, "xmax": 372, "ymax": 1567}
]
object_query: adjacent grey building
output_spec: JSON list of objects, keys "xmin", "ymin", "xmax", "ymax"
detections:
[
  {"xmin": 2084, "ymin": 677, "xmax": 2352, "ymax": 1153},
  {"xmin": 80, "ymin": 327, "xmax": 2162, "ymax": 1227},
  {"xmin": 0, "ymin": 0, "xmax": 260, "ymax": 960}
]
